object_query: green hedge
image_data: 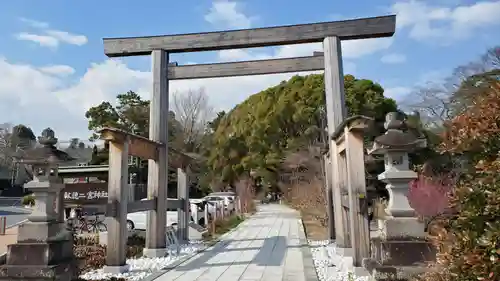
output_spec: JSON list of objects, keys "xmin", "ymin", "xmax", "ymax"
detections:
[{"xmin": 21, "ymin": 194, "xmax": 35, "ymax": 206}]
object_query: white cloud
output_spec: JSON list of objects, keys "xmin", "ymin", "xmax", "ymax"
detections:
[
  {"xmin": 391, "ymin": 0, "xmax": 500, "ymax": 43},
  {"xmin": 16, "ymin": 17, "xmax": 88, "ymax": 48},
  {"xmin": 0, "ymin": 57, "xmax": 76, "ymax": 139},
  {"xmin": 0, "ymin": 57, "xmax": 147, "ymax": 140},
  {"xmin": 19, "ymin": 18, "xmax": 49, "ymax": 29},
  {"xmin": 39, "ymin": 65, "xmax": 75, "ymax": 76},
  {"xmin": 0, "ymin": 57, "xmax": 313, "ymax": 140},
  {"xmin": 16, "ymin": 33, "xmax": 59, "ymax": 48},
  {"xmin": 204, "ymin": 0, "xmax": 255, "ymax": 29},
  {"xmin": 44, "ymin": 30, "xmax": 88, "ymax": 46},
  {"xmin": 381, "ymin": 53, "xmax": 407, "ymax": 64},
  {"xmin": 54, "ymin": 60, "xmax": 151, "ymax": 115},
  {"xmin": 384, "ymin": 86, "xmax": 412, "ymax": 100},
  {"xmin": 261, "ymin": 38, "xmax": 394, "ymax": 60}
]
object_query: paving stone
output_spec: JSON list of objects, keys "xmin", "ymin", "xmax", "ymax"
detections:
[{"xmin": 154, "ymin": 204, "xmax": 317, "ymax": 281}]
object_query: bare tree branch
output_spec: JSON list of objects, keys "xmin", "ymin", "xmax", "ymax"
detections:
[
  {"xmin": 401, "ymin": 82, "xmax": 453, "ymax": 129},
  {"xmin": 0, "ymin": 123, "xmax": 14, "ymax": 170},
  {"xmin": 403, "ymin": 46, "xmax": 500, "ymax": 129},
  {"xmin": 171, "ymin": 88, "xmax": 214, "ymax": 153}
]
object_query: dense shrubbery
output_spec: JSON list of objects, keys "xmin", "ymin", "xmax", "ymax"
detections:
[
  {"xmin": 21, "ymin": 194, "xmax": 35, "ymax": 206},
  {"xmin": 203, "ymin": 214, "xmax": 245, "ymax": 241},
  {"xmin": 417, "ymin": 80, "xmax": 500, "ymax": 281},
  {"xmin": 74, "ymin": 234, "xmax": 145, "ymax": 275}
]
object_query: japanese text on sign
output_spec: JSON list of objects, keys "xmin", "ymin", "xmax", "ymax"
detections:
[{"xmin": 64, "ymin": 191, "xmax": 108, "ymax": 200}]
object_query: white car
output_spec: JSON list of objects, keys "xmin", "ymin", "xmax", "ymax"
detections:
[
  {"xmin": 206, "ymin": 192, "xmax": 236, "ymax": 212},
  {"xmin": 126, "ymin": 199, "xmax": 205, "ymax": 231},
  {"xmin": 204, "ymin": 196, "xmax": 225, "ymax": 216},
  {"xmin": 189, "ymin": 198, "xmax": 207, "ymax": 226}
]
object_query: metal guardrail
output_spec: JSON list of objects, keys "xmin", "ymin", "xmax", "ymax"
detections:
[
  {"xmin": 166, "ymin": 226, "xmax": 180, "ymax": 256},
  {"xmin": 0, "ymin": 197, "xmax": 22, "ymax": 208}
]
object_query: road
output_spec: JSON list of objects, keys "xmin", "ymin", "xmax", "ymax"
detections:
[
  {"xmin": 0, "ymin": 198, "xmax": 205, "ymax": 241},
  {"xmin": 0, "ymin": 197, "xmax": 30, "ymax": 227}
]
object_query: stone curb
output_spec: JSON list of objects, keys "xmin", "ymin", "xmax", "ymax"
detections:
[
  {"xmin": 297, "ymin": 217, "xmax": 321, "ymax": 281},
  {"xmin": 141, "ymin": 215, "xmax": 250, "ymax": 281}
]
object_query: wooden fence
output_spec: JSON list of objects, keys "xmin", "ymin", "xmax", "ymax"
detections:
[
  {"xmin": 63, "ymin": 127, "xmax": 191, "ymax": 269},
  {"xmin": 330, "ymin": 116, "xmax": 372, "ymax": 267}
]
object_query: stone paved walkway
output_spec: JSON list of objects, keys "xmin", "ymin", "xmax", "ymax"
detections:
[{"xmin": 154, "ymin": 204, "xmax": 318, "ymax": 281}]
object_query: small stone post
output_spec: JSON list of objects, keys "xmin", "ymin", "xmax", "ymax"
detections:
[
  {"xmin": 0, "ymin": 128, "xmax": 76, "ymax": 281},
  {"xmin": 177, "ymin": 168, "xmax": 189, "ymax": 243},
  {"xmin": 204, "ymin": 206, "xmax": 209, "ymax": 227}
]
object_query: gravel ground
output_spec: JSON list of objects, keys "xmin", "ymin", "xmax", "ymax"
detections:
[
  {"xmin": 78, "ymin": 241, "xmax": 205, "ymax": 281},
  {"xmin": 309, "ymin": 240, "xmax": 370, "ymax": 281},
  {"xmin": 78, "ymin": 239, "xmax": 370, "ymax": 281}
]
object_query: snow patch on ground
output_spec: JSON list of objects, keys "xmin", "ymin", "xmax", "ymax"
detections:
[
  {"xmin": 309, "ymin": 240, "xmax": 370, "ymax": 281},
  {"xmin": 78, "ymin": 241, "xmax": 205, "ymax": 281}
]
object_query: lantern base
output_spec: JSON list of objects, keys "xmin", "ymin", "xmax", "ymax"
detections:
[
  {"xmin": 380, "ymin": 217, "xmax": 426, "ymax": 239},
  {"xmin": 366, "ymin": 264, "xmax": 433, "ymax": 281},
  {"xmin": 370, "ymin": 237, "xmax": 435, "ymax": 267},
  {"xmin": 0, "ymin": 262, "xmax": 76, "ymax": 281},
  {"xmin": 17, "ymin": 221, "xmax": 71, "ymax": 243},
  {"xmin": 0, "ymin": 240, "xmax": 76, "ymax": 281}
]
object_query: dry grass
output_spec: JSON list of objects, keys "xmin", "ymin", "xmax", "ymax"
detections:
[
  {"xmin": 278, "ymin": 147, "xmax": 329, "ymax": 240},
  {"xmin": 235, "ymin": 177, "xmax": 257, "ymax": 214},
  {"xmin": 202, "ymin": 215, "xmax": 245, "ymax": 242},
  {"xmin": 284, "ymin": 178, "xmax": 328, "ymax": 240},
  {"xmin": 300, "ymin": 209, "xmax": 328, "ymax": 240}
]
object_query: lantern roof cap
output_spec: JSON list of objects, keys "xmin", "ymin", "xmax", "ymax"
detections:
[{"xmin": 369, "ymin": 112, "xmax": 426, "ymax": 155}]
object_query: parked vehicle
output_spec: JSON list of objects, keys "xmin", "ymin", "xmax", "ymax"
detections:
[
  {"xmin": 204, "ymin": 196, "xmax": 225, "ymax": 216},
  {"xmin": 126, "ymin": 198, "xmax": 205, "ymax": 231},
  {"xmin": 189, "ymin": 198, "xmax": 207, "ymax": 226},
  {"xmin": 205, "ymin": 191, "xmax": 236, "ymax": 213}
]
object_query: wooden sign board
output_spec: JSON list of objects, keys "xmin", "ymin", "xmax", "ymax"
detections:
[{"xmin": 64, "ymin": 183, "xmax": 108, "ymax": 205}]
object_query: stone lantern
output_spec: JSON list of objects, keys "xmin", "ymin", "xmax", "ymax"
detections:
[
  {"xmin": 0, "ymin": 128, "xmax": 76, "ymax": 281},
  {"xmin": 368, "ymin": 113, "xmax": 426, "ymax": 238},
  {"xmin": 364, "ymin": 113, "xmax": 436, "ymax": 280}
]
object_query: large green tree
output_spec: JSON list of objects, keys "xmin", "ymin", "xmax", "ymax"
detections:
[
  {"xmin": 207, "ymin": 74, "xmax": 398, "ymax": 185},
  {"xmin": 85, "ymin": 91, "xmax": 183, "ymax": 168},
  {"xmin": 85, "ymin": 91, "xmax": 182, "ymax": 142}
]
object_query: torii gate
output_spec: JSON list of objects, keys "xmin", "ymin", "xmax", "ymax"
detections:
[{"xmin": 102, "ymin": 15, "xmax": 396, "ymax": 265}]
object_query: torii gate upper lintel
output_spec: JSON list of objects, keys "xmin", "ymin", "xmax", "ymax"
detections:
[{"xmin": 103, "ymin": 15, "xmax": 396, "ymax": 57}]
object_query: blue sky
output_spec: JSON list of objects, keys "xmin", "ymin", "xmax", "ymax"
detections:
[{"xmin": 0, "ymin": 0, "xmax": 498, "ymax": 141}]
